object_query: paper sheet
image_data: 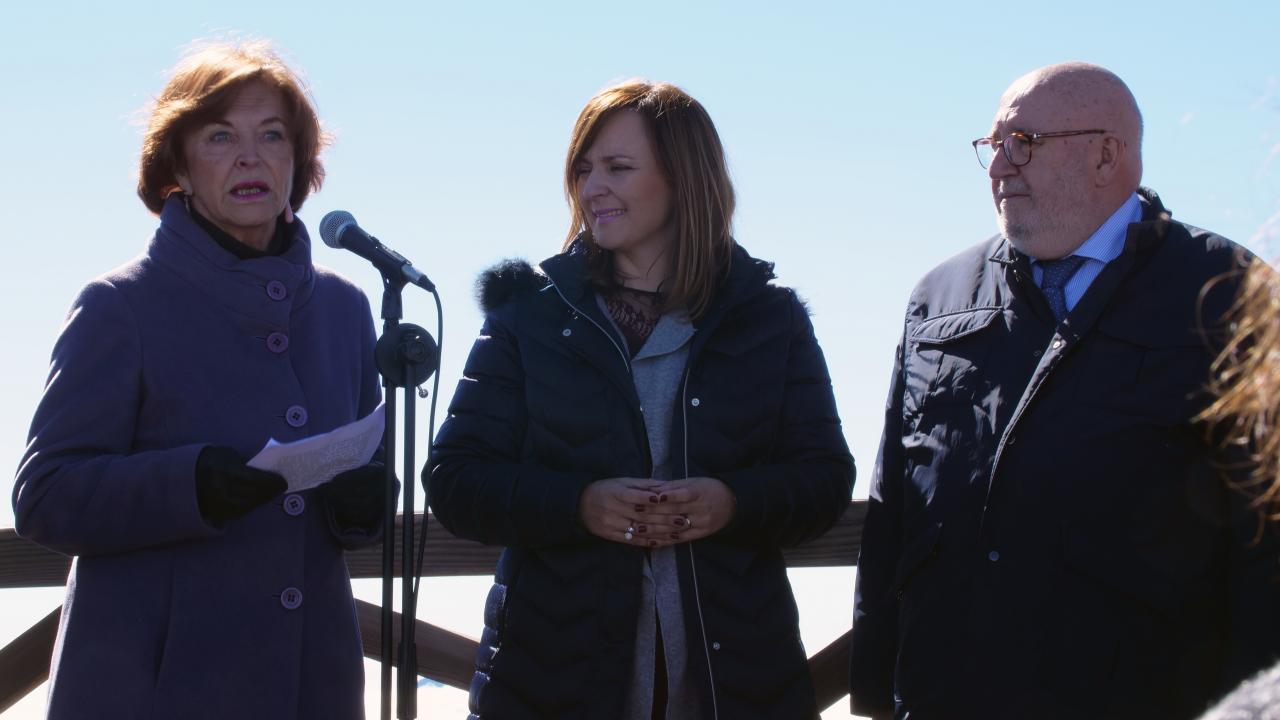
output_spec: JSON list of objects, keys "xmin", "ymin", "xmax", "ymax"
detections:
[{"xmin": 247, "ymin": 403, "xmax": 385, "ymax": 492}]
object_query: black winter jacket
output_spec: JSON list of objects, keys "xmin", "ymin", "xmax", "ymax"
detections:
[
  {"xmin": 849, "ymin": 189, "xmax": 1280, "ymax": 720},
  {"xmin": 430, "ymin": 241, "xmax": 855, "ymax": 719}
]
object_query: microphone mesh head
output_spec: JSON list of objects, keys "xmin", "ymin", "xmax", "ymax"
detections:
[{"xmin": 319, "ymin": 210, "xmax": 356, "ymax": 249}]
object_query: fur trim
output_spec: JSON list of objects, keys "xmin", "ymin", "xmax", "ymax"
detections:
[{"xmin": 475, "ymin": 259, "xmax": 548, "ymax": 313}]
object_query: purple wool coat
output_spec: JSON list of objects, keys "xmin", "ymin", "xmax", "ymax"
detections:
[{"xmin": 13, "ymin": 196, "xmax": 381, "ymax": 719}]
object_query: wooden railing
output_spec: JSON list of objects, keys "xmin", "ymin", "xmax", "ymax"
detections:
[{"xmin": 0, "ymin": 501, "xmax": 865, "ymax": 714}]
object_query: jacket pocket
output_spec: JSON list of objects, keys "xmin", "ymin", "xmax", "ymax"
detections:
[
  {"xmin": 904, "ymin": 307, "xmax": 1002, "ymax": 415},
  {"xmin": 699, "ymin": 317, "xmax": 781, "ymax": 358},
  {"xmin": 1082, "ymin": 313, "xmax": 1210, "ymax": 418}
]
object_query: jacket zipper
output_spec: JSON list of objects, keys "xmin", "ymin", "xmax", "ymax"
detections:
[
  {"xmin": 681, "ymin": 367, "xmax": 720, "ymax": 720},
  {"xmin": 552, "ymin": 280, "xmax": 715, "ymax": 714},
  {"xmin": 548, "ymin": 281, "xmax": 632, "ymax": 373},
  {"xmin": 546, "ymin": 281, "xmax": 656, "ymax": 471}
]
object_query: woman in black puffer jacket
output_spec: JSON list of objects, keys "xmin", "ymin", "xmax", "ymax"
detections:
[{"xmin": 429, "ymin": 79, "xmax": 854, "ymax": 720}]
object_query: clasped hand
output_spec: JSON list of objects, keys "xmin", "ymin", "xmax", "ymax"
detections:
[{"xmin": 578, "ymin": 476, "xmax": 736, "ymax": 547}]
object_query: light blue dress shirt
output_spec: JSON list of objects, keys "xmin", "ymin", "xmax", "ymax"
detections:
[{"xmin": 1031, "ymin": 192, "xmax": 1142, "ymax": 312}]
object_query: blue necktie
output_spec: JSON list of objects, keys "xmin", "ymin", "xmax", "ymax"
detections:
[{"xmin": 1039, "ymin": 255, "xmax": 1087, "ymax": 322}]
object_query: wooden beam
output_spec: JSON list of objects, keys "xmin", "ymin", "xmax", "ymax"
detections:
[
  {"xmin": 344, "ymin": 514, "xmax": 503, "ymax": 579},
  {"xmin": 0, "ymin": 607, "xmax": 59, "ymax": 713},
  {"xmin": 784, "ymin": 502, "xmax": 865, "ymax": 568},
  {"xmin": 808, "ymin": 628, "xmax": 852, "ymax": 712},
  {"xmin": 354, "ymin": 599, "xmax": 478, "ymax": 691},
  {"xmin": 0, "ymin": 500, "xmax": 866, "ymax": 589},
  {"xmin": 0, "ymin": 534, "xmax": 69, "ymax": 589},
  {"xmin": 342, "ymin": 500, "xmax": 866, "ymax": 579},
  {"xmin": 0, "ymin": 502, "xmax": 866, "ymax": 710},
  {"xmin": 0, "ymin": 602, "xmax": 479, "ymax": 710},
  {"xmin": 0, "ymin": 606, "xmax": 856, "ymax": 712}
]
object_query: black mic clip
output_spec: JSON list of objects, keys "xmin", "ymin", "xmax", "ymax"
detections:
[{"xmin": 375, "ymin": 323, "xmax": 439, "ymax": 389}]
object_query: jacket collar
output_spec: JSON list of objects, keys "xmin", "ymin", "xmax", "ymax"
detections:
[
  {"xmin": 538, "ymin": 238, "xmax": 594, "ymax": 305},
  {"xmin": 148, "ymin": 194, "xmax": 317, "ymax": 317},
  {"xmin": 693, "ymin": 243, "xmax": 776, "ymax": 334},
  {"xmin": 540, "ymin": 238, "xmax": 776, "ymax": 325},
  {"xmin": 1125, "ymin": 186, "xmax": 1174, "ymax": 254},
  {"xmin": 987, "ymin": 185, "xmax": 1172, "ymax": 271}
]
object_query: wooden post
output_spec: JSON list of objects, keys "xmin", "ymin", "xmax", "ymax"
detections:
[{"xmin": 0, "ymin": 607, "xmax": 60, "ymax": 713}]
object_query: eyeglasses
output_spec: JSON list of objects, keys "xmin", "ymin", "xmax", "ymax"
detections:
[{"xmin": 972, "ymin": 129, "xmax": 1108, "ymax": 169}]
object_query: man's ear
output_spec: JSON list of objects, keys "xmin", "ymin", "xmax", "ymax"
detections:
[{"xmin": 1095, "ymin": 135, "xmax": 1126, "ymax": 187}]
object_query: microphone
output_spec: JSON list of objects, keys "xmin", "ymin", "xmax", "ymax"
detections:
[{"xmin": 319, "ymin": 211, "xmax": 435, "ymax": 292}]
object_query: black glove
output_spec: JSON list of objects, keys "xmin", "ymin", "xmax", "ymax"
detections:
[
  {"xmin": 319, "ymin": 463, "xmax": 392, "ymax": 531},
  {"xmin": 195, "ymin": 446, "xmax": 287, "ymax": 526}
]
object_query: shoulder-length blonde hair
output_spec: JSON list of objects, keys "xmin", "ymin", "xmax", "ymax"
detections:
[
  {"xmin": 1202, "ymin": 256, "xmax": 1280, "ymax": 521},
  {"xmin": 563, "ymin": 80, "xmax": 735, "ymax": 322},
  {"xmin": 137, "ymin": 40, "xmax": 328, "ymax": 216}
]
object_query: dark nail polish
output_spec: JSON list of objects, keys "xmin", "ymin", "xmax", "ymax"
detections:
[
  {"xmin": 648, "ymin": 540, "xmax": 658, "ymax": 547},
  {"xmin": 649, "ymin": 495, "xmax": 660, "ymax": 503},
  {"xmin": 638, "ymin": 525, "xmax": 648, "ymax": 533},
  {"xmin": 635, "ymin": 505, "xmax": 646, "ymax": 513},
  {"xmin": 658, "ymin": 494, "xmax": 668, "ymax": 502},
  {"xmin": 670, "ymin": 533, "xmax": 679, "ymax": 540},
  {"xmin": 673, "ymin": 517, "xmax": 685, "ymax": 526}
]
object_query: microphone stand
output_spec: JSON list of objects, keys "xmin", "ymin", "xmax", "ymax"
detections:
[{"xmin": 375, "ymin": 273, "xmax": 438, "ymax": 720}]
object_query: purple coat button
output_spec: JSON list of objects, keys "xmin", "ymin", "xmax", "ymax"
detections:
[
  {"xmin": 266, "ymin": 332, "xmax": 289, "ymax": 354},
  {"xmin": 280, "ymin": 587, "xmax": 303, "ymax": 610},
  {"xmin": 283, "ymin": 494, "xmax": 305, "ymax": 516},
  {"xmin": 266, "ymin": 281, "xmax": 288, "ymax": 301},
  {"xmin": 285, "ymin": 405, "xmax": 308, "ymax": 427}
]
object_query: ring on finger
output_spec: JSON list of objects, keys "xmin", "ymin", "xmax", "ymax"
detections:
[
  {"xmin": 624, "ymin": 525, "xmax": 636, "ymax": 541},
  {"xmin": 683, "ymin": 515, "xmax": 692, "ymax": 530}
]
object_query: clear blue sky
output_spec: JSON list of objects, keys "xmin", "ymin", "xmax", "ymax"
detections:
[{"xmin": 2, "ymin": 2, "xmax": 1277, "ymax": 716}]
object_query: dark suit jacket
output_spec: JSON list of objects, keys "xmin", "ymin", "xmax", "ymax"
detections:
[{"xmin": 850, "ymin": 188, "xmax": 1280, "ymax": 720}]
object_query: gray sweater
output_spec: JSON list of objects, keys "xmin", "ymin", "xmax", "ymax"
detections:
[{"xmin": 597, "ymin": 297, "xmax": 701, "ymax": 720}]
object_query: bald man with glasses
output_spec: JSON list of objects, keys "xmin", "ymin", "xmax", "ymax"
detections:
[{"xmin": 848, "ymin": 62, "xmax": 1280, "ymax": 720}]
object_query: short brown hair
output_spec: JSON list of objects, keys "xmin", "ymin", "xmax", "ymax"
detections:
[
  {"xmin": 137, "ymin": 40, "xmax": 327, "ymax": 215},
  {"xmin": 563, "ymin": 80, "xmax": 736, "ymax": 322}
]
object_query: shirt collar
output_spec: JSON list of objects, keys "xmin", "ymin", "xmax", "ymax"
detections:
[{"xmin": 1053, "ymin": 192, "xmax": 1142, "ymax": 266}]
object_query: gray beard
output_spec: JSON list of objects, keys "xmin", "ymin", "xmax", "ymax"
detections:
[
  {"xmin": 997, "ymin": 212, "xmax": 1086, "ymax": 260},
  {"xmin": 997, "ymin": 214, "xmax": 1034, "ymax": 249}
]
